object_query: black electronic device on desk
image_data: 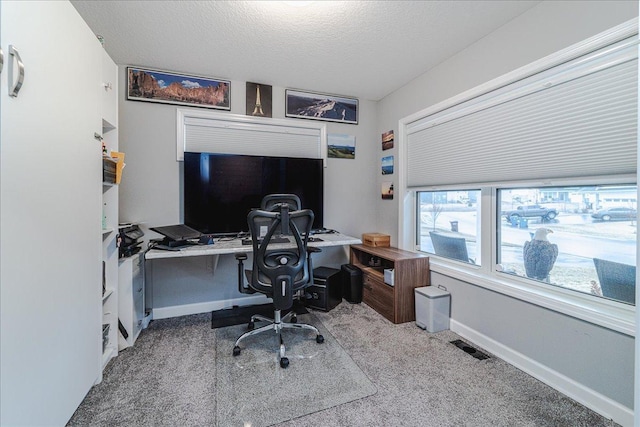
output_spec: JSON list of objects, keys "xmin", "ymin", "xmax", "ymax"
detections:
[
  {"xmin": 118, "ymin": 224, "xmax": 144, "ymax": 258},
  {"xmin": 150, "ymin": 224, "xmax": 211, "ymax": 250}
]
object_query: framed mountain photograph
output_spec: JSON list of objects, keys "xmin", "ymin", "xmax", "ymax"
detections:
[
  {"xmin": 285, "ymin": 89, "xmax": 358, "ymax": 124},
  {"xmin": 127, "ymin": 67, "xmax": 230, "ymax": 110}
]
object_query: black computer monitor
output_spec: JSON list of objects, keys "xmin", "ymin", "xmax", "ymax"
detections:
[{"xmin": 183, "ymin": 152, "xmax": 324, "ymax": 235}]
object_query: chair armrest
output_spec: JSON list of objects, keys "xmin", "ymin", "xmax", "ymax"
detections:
[{"xmin": 235, "ymin": 252, "xmax": 255, "ymax": 294}]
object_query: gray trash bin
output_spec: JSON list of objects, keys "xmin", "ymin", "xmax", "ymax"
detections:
[{"xmin": 415, "ymin": 286, "xmax": 450, "ymax": 332}]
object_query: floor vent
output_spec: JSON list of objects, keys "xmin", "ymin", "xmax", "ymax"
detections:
[{"xmin": 450, "ymin": 339, "xmax": 490, "ymax": 360}]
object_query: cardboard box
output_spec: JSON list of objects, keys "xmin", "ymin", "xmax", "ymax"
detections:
[
  {"xmin": 362, "ymin": 233, "xmax": 390, "ymax": 247},
  {"xmin": 110, "ymin": 151, "xmax": 125, "ymax": 184}
]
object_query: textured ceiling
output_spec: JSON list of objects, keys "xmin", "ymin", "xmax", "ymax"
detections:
[{"xmin": 71, "ymin": 0, "xmax": 540, "ymax": 101}]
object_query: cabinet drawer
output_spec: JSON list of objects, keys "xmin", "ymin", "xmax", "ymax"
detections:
[{"xmin": 362, "ymin": 273, "xmax": 394, "ymax": 322}]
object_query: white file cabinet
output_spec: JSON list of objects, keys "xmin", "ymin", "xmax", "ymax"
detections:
[{"xmin": 118, "ymin": 252, "xmax": 145, "ymax": 349}]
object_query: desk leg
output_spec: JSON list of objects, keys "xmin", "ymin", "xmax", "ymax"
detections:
[{"xmin": 144, "ymin": 257, "xmax": 154, "ymax": 321}]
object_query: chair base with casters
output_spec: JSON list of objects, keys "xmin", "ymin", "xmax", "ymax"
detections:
[{"xmin": 232, "ymin": 308, "xmax": 324, "ymax": 368}]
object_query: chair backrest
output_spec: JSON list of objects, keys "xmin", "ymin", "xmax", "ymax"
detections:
[
  {"xmin": 261, "ymin": 194, "xmax": 301, "ymax": 211},
  {"xmin": 593, "ymin": 258, "xmax": 636, "ymax": 304},
  {"xmin": 429, "ymin": 231, "xmax": 470, "ymax": 263},
  {"xmin": 248, "ymin": 203, "xmax": 314, "ymax": 310}
]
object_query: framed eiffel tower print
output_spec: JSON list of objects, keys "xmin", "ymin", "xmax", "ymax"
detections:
[{"xmin": 246, "ymin": 82, "xmax": 273, "ymax": 118}]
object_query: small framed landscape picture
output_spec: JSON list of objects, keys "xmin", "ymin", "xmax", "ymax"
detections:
[
  {"xmin": 381, "ymin": 182, "xmax": 394, "ymax": 200},
  {"xmin": 328, "ymin": 134, "xmax": 356, "ymax": 159},
  {"xmin": 382, "ymin": 155, "xmax": 394, "ymax": 174},
  {"xmin": 382, "ymin": 130, "xmax": 394, "ymax": 150},
  {"xmin": 127, "ymin": 67, "xmax": 230, "ymax": 110},
  {"xmin": 286, "ymin": 89, "xmax": 358, "ymax": 124}
]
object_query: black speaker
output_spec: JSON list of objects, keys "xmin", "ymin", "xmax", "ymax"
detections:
[
  {"xmin": 306, "ymin": 266, "xmax": 342, "ymax": 311},
  {"xmin": 341, "ymin": 264, "xmax": 363, "ymax": 304}
]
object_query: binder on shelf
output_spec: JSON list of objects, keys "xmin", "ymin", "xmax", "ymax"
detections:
[{"xmin": 102, "ymin": 156, "xmax": 117, "ymax": 184}]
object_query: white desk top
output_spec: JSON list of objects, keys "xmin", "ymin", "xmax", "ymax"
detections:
[{"xmin": 145, "ymin": 233, "xmax": 361, "ymax": 260}]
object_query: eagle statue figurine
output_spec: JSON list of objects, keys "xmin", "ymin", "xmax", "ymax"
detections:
[{"xmin": 523, "ymin": 228, "xmax": 558, "ymax": 281}]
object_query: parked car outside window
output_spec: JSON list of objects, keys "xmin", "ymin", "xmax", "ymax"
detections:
[
  {"xmin": 502, "ymin": 205, "xmax": 559, "ymax": 221},
  {"xmin": 591, "ymin": 207, "xmax": 637, "ymax": 221}
]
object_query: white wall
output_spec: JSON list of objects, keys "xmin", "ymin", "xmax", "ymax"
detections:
[
  {"xmin": 375, "ymin": 1, "xmax": 638, "ymax": 423},
  {"xmin": 118, "ymin": 68, "xmax": 379, "ymax": 313}
]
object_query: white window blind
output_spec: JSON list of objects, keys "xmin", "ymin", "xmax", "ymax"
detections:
[
  {"xmin": 406, "ymin": 37, "xmax": 638, "ymax": 187},
  {"xmin": 176, "ymin": 109, "xmax": 326, "ymax": 161}
]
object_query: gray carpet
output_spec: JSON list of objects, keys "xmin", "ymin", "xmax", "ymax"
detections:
[
  {"xmin": 215, "ymin": 312, "xmax": 376, "ymax": 426},
  {"xmin": 68, "ymin": 314, "xmax": 217, "ymax": 426},
  {"xmin": 68, "ymin": 302, "xmax": 619, "ymax": 427}
]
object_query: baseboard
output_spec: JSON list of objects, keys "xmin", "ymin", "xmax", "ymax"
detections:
[
  {"xmin": 450, "ymin": 319, "xmax": 634, "ymax": 427},
  {"xmin": 152, "ymin": 295, "xmax": 270, "ymax": 320}
]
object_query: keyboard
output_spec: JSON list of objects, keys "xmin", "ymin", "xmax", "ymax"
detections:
[{"xmin": 241, "ymin": 237, "xmax": 290, "ymax": 245}]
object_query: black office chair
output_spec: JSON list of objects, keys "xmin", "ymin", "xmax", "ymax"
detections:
[
  {"xmin": 232, "ymin": 201, "xmax": 324, "ymax": 368},
  {"xmin": 593, "ymin": 258, "xmax": 636, "ymax": 304},
  {"xmin": 235, "ymin": 193, "xmax": 308, "ymax": 294},
  {"xmin": 261, "ymin": 193, "xmax": 301, "ymax": 211}
]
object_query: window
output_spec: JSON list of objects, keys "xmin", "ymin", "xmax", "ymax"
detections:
[
  {"xmin": 497, "ymin": 185, "xmax": 636, "ymax": 305},
  {"xmin": 416, "ymin": 190, "xmax": 481, "ymax": 265}
]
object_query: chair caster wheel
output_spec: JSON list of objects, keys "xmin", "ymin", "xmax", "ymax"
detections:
[
  {"xmin": 291, "ymin": 315, "xmax": 297, "ymax": 323},
  {"xmin": 247, "ymin": 321, "xmax": 255, "ymax": 330},
  {"xmin": 233, "ymin": 346, "xmax": 241, "ymax": 356},
  {"xmin": 316, "ymin": 334, "xmax": 324, "ymax": 344},
  {"xmin": 280, "ymin": 357, "xmax": 289, "ymax": 368}
]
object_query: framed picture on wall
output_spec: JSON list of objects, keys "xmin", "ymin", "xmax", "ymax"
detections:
[
  {"xmin": 285, "ymin": 89, "xmax": 358, "ymax": 124},
  {"xmin": 127, "ymin": 67, "xmax": 230, "ymax": 110},
  {"xmin": 382, "ymin": 155, "xmax": 394, "ymax": 174},
  {"xmin": 381, "ymin": 182, "xmax": 394, "ymax": 200},
  {"xmin": 246, "ymin": 82, "xmax": 273, "ymax": 117},
  {"xmin": 382, "ymin": 130, "xmax": 394, "ymax": 150},
  {"xmin": 328, "ymin": 133, "xmax": 356, "ymax": 159}
]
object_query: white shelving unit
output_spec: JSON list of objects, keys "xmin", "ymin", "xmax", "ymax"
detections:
[
  {"xmin": 118, "ymin": 252, "xmax": 145, "ymax": 349},
  {"xmin": 100, "ymin": 47, "xmax": 119, "ymax": 375}
]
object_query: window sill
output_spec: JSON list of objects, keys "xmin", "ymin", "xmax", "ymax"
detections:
[{"xmin": 429, "ymin": 258, "xmax": 635, "ymax": 337}]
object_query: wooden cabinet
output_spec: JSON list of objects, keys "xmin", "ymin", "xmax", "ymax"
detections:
[{"xmin": 350, "ymin": 244, "xmax": 429, "ymax": 324}]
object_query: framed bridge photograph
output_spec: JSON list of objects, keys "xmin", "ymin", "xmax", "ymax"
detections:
[
  {"xmin": 285, "ymin": 89, "xmax": 358, "ymax": 124},
  {"xmin": 127, "ymin": 67, "xmax": 230, "ymax": 110}
]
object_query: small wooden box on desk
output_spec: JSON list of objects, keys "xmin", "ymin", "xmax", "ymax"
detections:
[{"xmin": 350, "ymin": 244, "xmax": 429, "ymax": 324}]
